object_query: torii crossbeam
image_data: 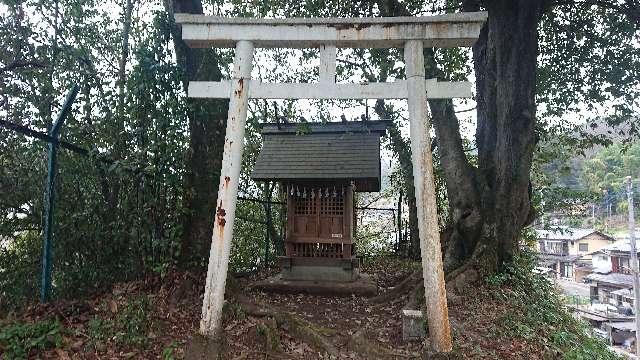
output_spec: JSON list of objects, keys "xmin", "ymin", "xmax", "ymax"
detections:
[{"xmin": 175, "ymin": 12, "xmax": 487, "ymax": 353}]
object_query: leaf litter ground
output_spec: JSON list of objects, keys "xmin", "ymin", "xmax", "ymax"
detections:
[{"xmin": 1, "ymin": 257, "xmax": 550, "ymax": 359}]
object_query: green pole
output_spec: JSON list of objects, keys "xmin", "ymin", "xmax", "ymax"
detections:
[{"xmin": 40, "ymin": 84, "xmax": 79, "ymax": 303}]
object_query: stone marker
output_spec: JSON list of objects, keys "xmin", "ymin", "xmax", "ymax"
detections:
[{"xmin": 402, "ymin": 309, "xmax": 426, "ymax": 341}]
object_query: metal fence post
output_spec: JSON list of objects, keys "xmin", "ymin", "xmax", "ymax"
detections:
[{"xmin": 40, "ymin": 84, "xmax": 79, "ymax": 302}]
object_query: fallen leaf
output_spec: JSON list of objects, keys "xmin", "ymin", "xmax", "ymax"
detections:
[
  {"xmin": 109, "ymin": 300, "xmax": 118, "ymax": 314},
  {"xmin": 71, "ymin": 339, "xmax": 84, "ymax": 351},
  {"xmin": 55, "ymin": 349, "xmax": 71, "ymax": 360}
]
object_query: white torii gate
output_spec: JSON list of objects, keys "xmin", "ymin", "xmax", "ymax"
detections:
[{"xmin": 175, "ymin": 12, "xmax": 487, "ymax": 353}]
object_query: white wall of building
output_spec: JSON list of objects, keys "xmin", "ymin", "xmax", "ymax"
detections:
[{"xmin": 592, "ymin": 253, "xmax": 612, "ymax": 274}]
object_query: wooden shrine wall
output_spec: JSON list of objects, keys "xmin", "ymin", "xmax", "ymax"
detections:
[{"xmin": 285, "ymin": 184, "xmax": 353, "ymax": 258}]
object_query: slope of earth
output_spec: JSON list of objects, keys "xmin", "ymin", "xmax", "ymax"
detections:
[{"xmin": 0, "ymin": 257, "xmax": 615, "ymax": 359}]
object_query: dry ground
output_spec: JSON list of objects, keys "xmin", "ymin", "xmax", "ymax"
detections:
[{"xmin": 1, "ymin": 258, "xmax": 549, "ymax": 359}]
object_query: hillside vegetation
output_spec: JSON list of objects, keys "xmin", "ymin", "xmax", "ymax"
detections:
[{"xmin": 0, "ymin": 254, "xmax": 618, "ymax": 359}]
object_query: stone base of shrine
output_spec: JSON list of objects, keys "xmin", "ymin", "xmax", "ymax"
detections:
[
  {"xmin": 278, "ymin": 256, "xmax": 360, "ymax": 282},
  {"xmin": 250, "ymin": 273, "xmax": 377, "ymax": 297}
]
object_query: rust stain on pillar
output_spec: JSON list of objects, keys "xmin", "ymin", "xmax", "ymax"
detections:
[
  {"xmin": 234, "ymin": 78, "xmax": 244, "ymax": 97},
  {"xmin": 216, "ymin": 204, "xmax": 226, "ymax": 238}
]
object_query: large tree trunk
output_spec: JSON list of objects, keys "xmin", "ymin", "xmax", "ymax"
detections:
[
  {"xmin": 378, "ymin": 0, "xmax": 546, "ymax": 274},
  {"xmin": 164, "ymin": 0, "xmax": 229, "ymax": 266},
  {"xmin": 435, "ymin": 0, "xmax": 546, "ymax": 274},
  {"xmin": 429, "ymin": 98, "xmax": 483, "ymax": 272},
  {"xmin": 467, "ymin": 0, "xmax": 543, "ymax": 269}
]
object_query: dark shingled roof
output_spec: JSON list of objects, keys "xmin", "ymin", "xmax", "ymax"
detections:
[
  {"xmin": 251, "ymin": 120, "xmax": 390, "ymax": 192},
  {"xmin": 585, "ymin": 272, "xmax": 634, "ymax": 287}
]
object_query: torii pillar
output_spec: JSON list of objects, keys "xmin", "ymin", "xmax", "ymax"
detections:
[{"xmin": 175, "ymin": 12, "xmax": 487, "ymax": 353}]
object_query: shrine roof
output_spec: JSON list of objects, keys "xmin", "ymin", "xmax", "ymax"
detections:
[{"xmin": 251, "ymin": 120, "xmax": 390, "ymax": 192}]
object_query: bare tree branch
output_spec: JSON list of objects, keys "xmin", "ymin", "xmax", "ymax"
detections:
[{"xmin": 0, "ymin": 59, "xmax": 46, "ymax": 73}]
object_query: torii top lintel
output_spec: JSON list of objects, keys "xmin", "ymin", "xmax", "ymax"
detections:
[{"xmin": 174, "ymin": 12, "xmax": 488, "ymax": 49}]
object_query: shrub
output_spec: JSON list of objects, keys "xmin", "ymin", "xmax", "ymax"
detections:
[
  {"xmin": 0, "ymin": 319, "xmax": 63, "ymax": 359},
  {"xmin": 114, "ymin": 295, "xmax": 152, "ymax": 346},
  {"xmin": 487, "ymin": 250, "xmax": 620, "ymax": 359}
]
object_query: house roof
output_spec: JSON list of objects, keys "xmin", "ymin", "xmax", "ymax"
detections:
[
  {"xmin": 537, "ymin": 254, "xmax": 581, "ymax": 264},
  {"xmin": 251, "ymin": 120, "xmax": 391, "ymax": 192},
  {"xmin": 591, "ymin": 239, "xmax": 640, "ymax": 256},
  {"xmin": 608, "ymin": 321, "xmax": 636, "ymax": 332},
  {"xmin": 614, "ymin": 230, "xmax": 640, "ymax": 241},
  {"xmin": 585, "ymin": 272, "xmax": 634, "ymax": 287},
  {"xmin": 535, "ymin": 227, "xmax": 613, "ymax": 242},
  {"xmin": 578, "ymin": 311, "xmax": 610, "ymax": 322},
  {"xmin": 611, "ymin": 288, "xmax": 634, "ymax": 299}
]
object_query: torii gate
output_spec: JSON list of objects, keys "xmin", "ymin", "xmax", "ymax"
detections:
[{"xmin": 175, "ymin": 12, "xmax": 487, "ymax": 353}]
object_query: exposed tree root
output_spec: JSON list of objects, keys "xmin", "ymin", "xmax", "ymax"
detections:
[
  {"xmin": 368, "ymin": 271, "xmax": 422, "ymax": 305},
  {"xmin": 403, "ymin": 281, "xmax": 424, "ymax": 311},
  {"xmin": 444, "ymin": 244, "xmax": 487, "ymax": 296},
  {"xmin": 273, "ymin": 311, "xmax": 338, "ymax": 356},
  {"xmin": 233, "ymin": 295, "xmax": 419, "ymax": 358},
  {"xmin": 184, "ymin": 333, "xmax": 225, "ymax": 360},
  {"xmin": 347, "ymin": 329, "xmax": 418, "ymax": 359},
  {"xmin": 235, "ymin": 295, "xmax": 339, "ymax": 356}
]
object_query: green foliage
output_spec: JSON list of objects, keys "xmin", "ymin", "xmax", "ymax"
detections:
[
  {"xmin": 1, "ymin": 0, "xmax": 637, "ymax": 326},
  {"xmin": 533, "ymin": 138, "xmax": 639, "ymax": 230},
  {"xmin": 294, "ymin": 122, "xmax": 311, "ymax": 135},
  {"xmin": 114, "ymin": 296, "xmax": 152, "ymax": 346},
  {"xmin": 487, "ymin": 250, "xmax": 620, "ymax": 359},
  {"xmin": 86, "ymin": 316, "xmax": 114, "ymax": 350},
  {"xmin": 354, "ymin": 211, "xmax": 395, "ymax": 259},
  {"xmin": 0, "ymin": 319, "xmax": 63, "ymax": 359},
  {"xmin": 582, "ymin": 142, "xmax": 640, "ymax": 195},
  {"xmin": 0, "ymin": 4, "xmax": 188, "ymax": 308},
  {"xmin": 162, "ymin": 340, "xmax": 180, "ymax": 360},
  {"xmin": 0, "ymin": 231, "xmax": 41, "ymax": 312},
  {"xmin": 538, "ymin": 3, "xmax": 639, "ymax": 142},
  {"xmin": 223, "ymin": 301, "xmax": 247, "ymax": 322},
  {"xmin": 86, "ymin": 295, "xmax": 152, "ymax": 351}
]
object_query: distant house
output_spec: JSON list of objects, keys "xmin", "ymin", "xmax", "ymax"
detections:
[
  {"xmin": 584, "ymin": 272, "xmax": 634, "ymax": 304},
  {"xmin": 585, "ymin": 239, "xmax": 640, "ymax": 304},
  {"xmin": 610, "ymin": 288, "xmax": 635, "ymax": 308},
  {"xmin": 536, "ymin": 227, "xmax": 615, "ymax": 281},
  {"xmin": 589, "ymin": 239, "xmax": 640, "ymax": 274}
]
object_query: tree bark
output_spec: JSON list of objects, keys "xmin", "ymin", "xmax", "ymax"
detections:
[
  {"xmin": 429, "ymin": 98, "xmax": 482, "ymax": 272},
  {"xmin": 373, "ymin": 100, "xmax": 420, "ymax": 259},
  {"xmin": 103, "ymin": 0, "xmax": 135, "ymax": 215},
  {"xmin": 164, "ymin": 0, "xmax": 229, "ymax": 266},
  {"xmin": 116, "ymin": 0, "xmax": 133, "ymax": 119},
  {"xmin": 468, "ymin": 0, "xmax": 543, "ymax": 268},
  {"xmin": 376, "ymin": 0, "xmax": 545, "ymax": 274}
]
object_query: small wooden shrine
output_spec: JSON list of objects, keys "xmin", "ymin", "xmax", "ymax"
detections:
[{"xmin": 252, "ymin": 120, "xmax": 390, "ymax": 282}]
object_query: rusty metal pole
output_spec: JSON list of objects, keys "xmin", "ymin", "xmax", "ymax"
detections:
[
  {"xmin": 404, "ymin": 40, "xmax": 452, "ymax": 353},
  {"xmin": 200, "ymin": 40, "xmax": 254, "ymax": 338}
]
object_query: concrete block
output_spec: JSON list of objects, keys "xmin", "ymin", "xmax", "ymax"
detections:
[
  {"xmin": 251, "ymin": 273, "xmax": 378, "ymax": 297},
  {"xmin": 402, "ymin": 309, "xmax": 426, "ymax": 341},
  {"xmin": 281, "ymin": 265, "xmax": 359, "ymax": 282}
]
